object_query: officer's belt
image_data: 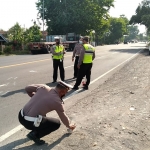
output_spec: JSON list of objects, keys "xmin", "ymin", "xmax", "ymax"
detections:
[{"xmin": 21, "ymin": 109, "xmax": 42, "ymax": 127}]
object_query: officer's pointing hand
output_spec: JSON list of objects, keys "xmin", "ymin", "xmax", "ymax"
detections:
[{"xmin": 72, "ymin": 58, "xmax": 74, "ymax": 62}]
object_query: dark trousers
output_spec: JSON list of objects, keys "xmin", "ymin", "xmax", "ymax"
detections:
[
  {"xmin": 53, "ymin": 59, "xmax": 65, "ymax": 81},
  {"xmin": 18, "ymin": 111, "xmax": 61, "ymax": 138},
  {"xmin": 74, "ymin": 63, "xmax": 93, "ymax": 87},
  {"xmin": 74, "ymin": 56, "xmax": 79, "ymax": 77}
]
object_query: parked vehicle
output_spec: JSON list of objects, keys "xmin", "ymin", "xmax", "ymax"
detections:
[
  {"xmin": 29, "ymin": 42, "xmax": 55, "ymax": 54},
  {"xmin": 46, "ymin": 33, "xmax": 80, "ymax": 51}
]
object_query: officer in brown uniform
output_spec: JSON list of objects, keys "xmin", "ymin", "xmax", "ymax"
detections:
[
  {"xmin": 18, "ymin": 81, "xmax": 76, "ymax": 145},
  {"xmin": 72, "ymin": 37, "xmax": 84, "ymax": 78}
]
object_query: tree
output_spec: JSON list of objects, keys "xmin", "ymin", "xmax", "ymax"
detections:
[
  {"xmin": 8, "ymin": 23, "xmax": 24, "ymax": 44},
  {"xmin": 105, "ymin": 16, "xmax": 129, "ymax": 44},
  {"xmin": 126, "ymin": 25, "xmax": 139, "ymax": 41},
  {"xmin": 24, "ymin": 22, "xmax": 42, "ymax": 43},
  {"xmin": 130, "ymin": 0, "xmax": 150, "ymax": 32},
  {"xmin": 7, "ymin": 23, "xmax": 24, "ymax": 50},
  {"xmin": 7, "ymin": 22, "xmax": 42, "ymax": 50},
  {"xmin": 36, "ymin": 0, "xmax": 114, "ymax": 35}
]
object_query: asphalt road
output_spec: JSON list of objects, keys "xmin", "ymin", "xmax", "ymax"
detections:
[{"xmin": 0, "ymin": 43, "xmax": 146, "ymax": 138}]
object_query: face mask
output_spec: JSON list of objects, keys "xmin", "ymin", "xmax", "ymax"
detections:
[
  {"xmin": 79, "ymin": 41, "xmax": 83, "ymax": 44},
  {"xmin": 56, "ymin": 41, "xmax": 60, "ymax": 44}
]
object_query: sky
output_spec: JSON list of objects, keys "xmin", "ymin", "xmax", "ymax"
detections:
[{"xmin": 0, "ymin": 0, "xmax": 146, "ymax": 33}]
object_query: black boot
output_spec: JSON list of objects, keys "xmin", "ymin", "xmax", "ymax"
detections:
[{"xmin": 27, "ymin": 131, "xmax": 45, "ymax": 145}]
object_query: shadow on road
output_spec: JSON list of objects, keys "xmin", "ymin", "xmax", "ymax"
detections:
[
  {"xmin": 109, "ymin": 48, "xmax": 148, "ymax": 55},
  {"xmin": 0, "ymin": 134, "xmax": 70, "ymax": 150},
  {"xmin": 0, "ymin": 83, "xmax": 58, "ymax": 98},
  {"xmin": 1, "ymin": 89, "xmax": 26, "ymax": 98}
]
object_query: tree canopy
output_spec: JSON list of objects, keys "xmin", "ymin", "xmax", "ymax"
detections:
[
  {"xmin": 104, "ymin": 15, "xmax": 129, "ymax": 44},
  {"xmin": 126, "ymin": 25, "xmax": 139, "ymax": 41},
  {"xmin": 36, "ymin": 0, "xmax": 114, "ymax": 35},
  {"xmin": 130, "ymin": 0, "xmax": 150, "ymax": 31}
]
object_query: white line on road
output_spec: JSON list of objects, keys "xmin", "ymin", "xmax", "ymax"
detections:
[
  {"xmin": 0, "ymin": 83, "xmax": 9, "ymax": 88},
  {"xmin": 0, "ymin": 125, "xmax": 23, "ymax": 142},
  {"xmin": 1, "ymin": 91, "xmax": 9, "ymax": 96},
  {"xmin": 94, "ymin": 56, "xmax": 105, "ymax": 60},
  {"xmin": 0, "ymin": 49, "xmax": 142, "ymax": 143},
  {"xmin": 64, "ymin": 65, "xmax": 73, "ymax": 69},
  {"xmin": 7, "ymin": 77, "xmax": 13, "ymax": 80}
]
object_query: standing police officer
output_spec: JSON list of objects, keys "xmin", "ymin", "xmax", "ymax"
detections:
[
  {"xmin": 72, "ymin": 37, "xmax": 84, "ymax": 79},
  {"xmin": 52, "ymin": 37, "xmax": 65, "ymax": 83},
  {"xmin": 73, "ymin": 36, "xmax": 95, "ymax": 90}
]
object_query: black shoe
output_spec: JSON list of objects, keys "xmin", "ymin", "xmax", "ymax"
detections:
[
  {"xmin": 52, "ymin": 81, "xmax": 56, "ymax": 83},
  {"xmin": 83, "ymin": 86, "xmax": 88, "ymax": 90},
  {"xmin": 27, "ymin": 132, "xmax": 45, "ymax": 145},
  {"xmin": 72, "ymin": 86, "xmax": 79, "ymax": 90}
]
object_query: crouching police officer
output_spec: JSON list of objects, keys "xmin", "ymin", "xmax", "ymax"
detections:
[
  {"xmin": 18, "ymin": 81, "xmax": 76, "ymax": 145},
  {"xmin": 52, "ymin": 37, "xmax": 65, "ymax": 83}
]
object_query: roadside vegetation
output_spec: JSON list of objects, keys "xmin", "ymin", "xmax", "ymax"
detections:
[{"xmin": 0, "ymin": 0, "xmax": 149, "ymax": 56}]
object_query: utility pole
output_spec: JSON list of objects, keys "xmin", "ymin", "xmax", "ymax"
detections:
[{"xmin": 42, "ymin": 0, "xmax": 45, "ymax": 41}]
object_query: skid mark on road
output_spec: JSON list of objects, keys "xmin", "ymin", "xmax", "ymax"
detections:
[{"xmin": 0, "ymin": 49, "xmax": 143, "ymax": 143}]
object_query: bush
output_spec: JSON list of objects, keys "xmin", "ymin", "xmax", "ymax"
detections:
[
  {"xmin": 3, "ymin": 46, "xmax": 12, "ymax": 54},
  {"xmin": 0, "ymin": 51, "xmax": 3, "ymax": 55}
]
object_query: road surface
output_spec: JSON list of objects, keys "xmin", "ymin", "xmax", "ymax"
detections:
[{"xmin": 0, "ymin": 43, "xmax": 146, "ymax": 142}]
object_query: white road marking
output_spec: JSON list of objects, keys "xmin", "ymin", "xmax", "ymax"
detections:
[
  {"xmin": 14, "ymin": 77, "xmax": 18, "ymax": 80},
  {"xmin": 112, "ymin": 52, "xmax": 118, "ymax": 54},
  {"xmin": 90, "ymin": 49, "xmax": 142, "ymax": 84},
  {"xmin": 0, "ymin": 83, "xmax": 9, "ymax": 88},
  {"xmin": 94, "ymin": 56, "xmax": 105, "ymax": 60},
  {"xmin": 64, "ymin": 65, "xmax": 73, "ymax": 69},
  {"xmin": 29, "ymin": 70, "xmax": 37, "ymax": 73},
  {"xmin": 0, "ymin": 49, "xmax": 142, "ymax": 142},
  {"xmin": 1, "ymin": 91, "xmax": 9, "ymax": 96},
  {"xmin": 0, "ymin": 125, "xmax": 23, "ymax": 143},
  {"xmin": 7, "ymin": 77, "xmax": 13, "ymax": 80}
]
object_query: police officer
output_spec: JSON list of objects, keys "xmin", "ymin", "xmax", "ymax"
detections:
[
  {"xmin": 52, "ymin": 37, "xmax": 65, "ymax": 83},
  {"xmin": 73, "ymin": 36, "xmax": 95, "ymax": 90},
  {"xmin": 18, "ymin": 81, "xmax": 76, "ymax": 145},
  {"xmin": 72, "ymin": 37, "xmax": 84, "ymax": 79}
]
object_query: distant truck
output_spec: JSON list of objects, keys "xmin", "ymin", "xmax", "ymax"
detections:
[
  {"xmin": 29, "ymin": 42, "xmax": 55, "ymax": 54},
  {"xmin": 46, "ymin": 33, "xmax": 80, "ymax": 51}
]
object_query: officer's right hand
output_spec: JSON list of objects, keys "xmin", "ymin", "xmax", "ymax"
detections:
[
  {"xmin": 72, "ymin": 58, "xmax": 74, "ymax": 62},
  {"xmin": 69, "ymin": 124, "xmax": 76, "ymax": 130}
]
